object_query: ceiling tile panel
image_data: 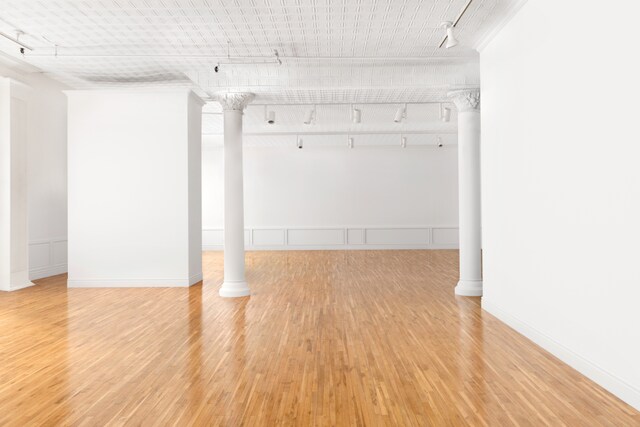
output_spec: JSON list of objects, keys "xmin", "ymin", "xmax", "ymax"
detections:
[{"xmin": 0, "ymin": 0, "xmax": 517, "ymax": 104}]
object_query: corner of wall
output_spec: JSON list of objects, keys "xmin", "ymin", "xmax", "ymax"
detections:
[{"xmin": 482, "ymin": 298, "xmax": 640, "ymax": 411}]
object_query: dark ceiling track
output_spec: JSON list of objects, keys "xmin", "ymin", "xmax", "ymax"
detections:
[
  {"xmin": 0, "ymin": 30, "xmax": 33, "ymax": 51},
  {"xmin": 438, "ymin": 0, "xmax": 473, "ymax": 48}
]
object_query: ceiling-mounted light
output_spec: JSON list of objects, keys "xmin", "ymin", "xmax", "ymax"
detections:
[
  {"xmin": 348, "ymin": 137, "xmax": 354, "ymax": 149},
  {"xmin": 304, "ymin": 106, "xmax": 316, "ymax": 125},
  {"xmin": 297, "ymin": 137, "xmax": 303, "ymax": 149},
  {"xmin": 441, "ymin": 21, "xmax": 459, "ymax": 49},
  {"xmin": 437, "ymin": 136, "xmax": 444, "ymax": 148},
  {"xmin": 440, "ymin": 104, "xmax": 451, "ymax": 122},
  {"xmin": 394, "ymin": 104, "xmax": 406, "ymax": 123},
  {"xmin": 352, "ymin": 107, "xmax": 361, "ymax": 123},
  {"xmin": 265, "ymin": 107, "xmax": 276, "ymax": 125},
  {"xmin": 401, "ymin": 136, "xmax": 407, "ymax": 148}
]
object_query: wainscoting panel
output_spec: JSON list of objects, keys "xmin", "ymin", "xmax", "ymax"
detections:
[
  {"xmin": 29, "ymin": 238, "xmax": 68, "ymax": 280},
  {"xmin": 252, "ymin": 229, "xmax": 286, "ymax": 246},
  {"xmin": 365, "ymin": 228, "xmax": 430, "ymax": 245},
  {"xmin": 30, "ymin": 242, "xmax": 51, "ymax": 270},
  {"xmin": 347, "ymin": 229, "xmax": 365, "ymax": 245},
  {"xmin": 287, "ymin": 229, "xmax": 345, "ymax": 246},
  {"xmin": 202, "ymin": 229, "xmax": 224, "ymax": 247},
  {"xmin": 203, "ymin": 227, "xmax": 458, "ymax": 250}
]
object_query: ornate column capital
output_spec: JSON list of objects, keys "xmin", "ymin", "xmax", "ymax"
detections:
[
  {"xmin": 212, "ymin": 92, "xmax": 255, "ymax": 111},
  {"xmin": 447, "ymin": 88, "xmax": 480, "ymax": 113}
]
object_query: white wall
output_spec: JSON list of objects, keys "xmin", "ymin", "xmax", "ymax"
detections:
[
  {"xmin": 480, "ymin": 0, "xmax": 640, "ymax": 410},
  {"xmin": 0, "ymin": 63, "xmax": 68, "ymax": 282},
  {"xmin": 67, "ymin": 90, "xmax": 203, "ymax": 287},
  {"xmin": 202, "ymin": 135, "xmax": 460, "ymax": 249},
  {"xmin": 0, "ymin": 78, "xmax": 31, "ymax": 291}
]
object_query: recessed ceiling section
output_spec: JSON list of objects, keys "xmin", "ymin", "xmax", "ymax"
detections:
[{"xmin": 0, "ymin": 0, "xmax": 518, "ymax": 104}]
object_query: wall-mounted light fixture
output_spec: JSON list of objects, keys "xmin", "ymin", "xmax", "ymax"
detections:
[
  {"xmin": 401, "ymin": 136, "xmax": 407, "ymax": 148},
  {"xmin": 348, "ymin": 137, "xmax": 354, "ymax": 149},
  {"xmin": 297, "ymin": 137, "xmax": 303, "ymax": 149},
  {"xmin": 437, "ymin": 136, "xmax": 444, "ymax": 148}
]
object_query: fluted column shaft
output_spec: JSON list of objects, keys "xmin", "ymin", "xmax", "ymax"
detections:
[
  {"xmin": 448, "ymin": 88, "xmax": 483, "ymax": 296},
  {"xmin": 213, "ymin": 92, "xmax": 255, "ymax": 297}
]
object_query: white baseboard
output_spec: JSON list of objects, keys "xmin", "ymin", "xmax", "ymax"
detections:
[
  {"xmin": 68, "ymin": 275, "xmax": 202, "ymax": 288},
  {"xmin": 1, "ymin": 269, "xmax": 36, "ymax": 292},
  {"xmin": 482, "ymin": 299, "xmax": 640, "ymax": 411},
  {"xmin": 5, "ymin": 281, "xmax": 36, "ymax": 291},
  {"xmin": 30, "ymin": 264, "xmax": 68, "ymax": 281}
]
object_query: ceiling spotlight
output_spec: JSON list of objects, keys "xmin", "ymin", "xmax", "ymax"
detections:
[
  {"xmin": 401, "ymin": 136, "xmax": 407, "ymax": 148},
  {"xmin": 352, "ymin": 107, "xmax": 361, "ymax": 123},
  {"xmin": 437, "ymin": 136, "xmax": 444, "ymax": 148},
  {"xmin": 348, "ymin": 137, "xmax": 354, "ymax": 149},
  {"xmin": 304, "ymin": 106, "xmax": 316, "ymax": 125},
  {"xmin": 440, "ymin": 105, "xmax": 451, "ymax": 122},
  {"xmin": 441, "ymin": 21, "xmax": 459, "ymax": 49},
  {"xmin": 394, "ymin": 105, "xmax": 406, "ymax": 123},
  {"xmin": 297, "ymin": 137, "xmax": 303, "ymax": 149},
  {"xmin": 266, "ymin": 109, "xmax": 276, "ymax": 125}
]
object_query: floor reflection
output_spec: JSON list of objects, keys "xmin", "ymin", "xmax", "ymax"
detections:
[{"xmin": 455, "ymin": 296, "xmax": 487, "ymax": 422}]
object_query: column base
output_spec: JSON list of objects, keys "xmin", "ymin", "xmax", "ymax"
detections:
[
  {"xmin": 219, "ymin": 280, "xmax": 250, "ymax": 298},
  {"xmin": 455, "ymin": 279, "xmax": 483, "ymax": 297}
]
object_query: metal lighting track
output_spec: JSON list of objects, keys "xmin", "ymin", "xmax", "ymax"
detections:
[
  {"xmin": 0, "ymin": 31, "xmax": 33, "ymax": 51},
  {"xmin": 438, "ymin": 0, "xmax": 474, "ymax": 48}
]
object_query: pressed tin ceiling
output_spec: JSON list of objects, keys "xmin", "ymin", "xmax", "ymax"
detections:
[{"xmin": 0, "ymin": 0, "xmax": 518, "ymax": 104}]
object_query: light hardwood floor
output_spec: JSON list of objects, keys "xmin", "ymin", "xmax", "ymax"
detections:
[{"xmin": 0, "ymin": 250, "xmax": 638, "ymax": 426}]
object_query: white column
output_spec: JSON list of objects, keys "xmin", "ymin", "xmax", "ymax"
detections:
[
  {"xmin": 449, "ymin": 88, "xmax": 483, "ymax": 296},
  {"xmin": 213, "ymin": 92, "xmax": 255, "ymax": 298}
]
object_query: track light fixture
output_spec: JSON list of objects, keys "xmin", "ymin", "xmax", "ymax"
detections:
[
  {"xmin": 437, "ymin": 136, "xmax": 444, "ymax": 148},
  {"xmin": 297, "ymin": 137, "xmax": 303, "ymax": 149},
  {"xmin": 352, "ymin": 107, "xmax": 361, "ymax": 124},
  {"xmin": 441, "ymin": 21, "xmax": 459, "ymax": 49},
  {"xmin": 394, "ymin": 104, "xmax": 407, "ymax": 123},
  {"xmin": 265, "ymin": 107, "xmax": 276, "ymax": 125},
  {"xmin": 304, "ymin": 106, "xmax": 316, "ymax": 125},
  {"xmin": 0, "ymin": 30, "xmax": 33, "ymax": 53},
  {"xmin": 440, "ymin": 104, "xmax": 451, "ymax": 122},
  {"xmin": 401, "ymin": 136, "xmax": 407, "ymax": 148}
]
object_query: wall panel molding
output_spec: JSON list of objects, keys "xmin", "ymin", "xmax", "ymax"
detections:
[
  {"xmin": 203, "ymin": 226, "xmax": 458, "ymax": 251},
  {"xmin": 29, "ymin": 238, "xmax": 68, "ymax": 280}
]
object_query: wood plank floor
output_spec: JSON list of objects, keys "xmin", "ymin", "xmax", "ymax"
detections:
[{"xmin": 0, "ymin": 250, "xmax": 638, "ymax": 426}]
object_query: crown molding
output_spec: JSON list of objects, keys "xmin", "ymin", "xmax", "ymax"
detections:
[{"xmin": 474, "ymin": 0, "xmax": 530, "ymax": 53}]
